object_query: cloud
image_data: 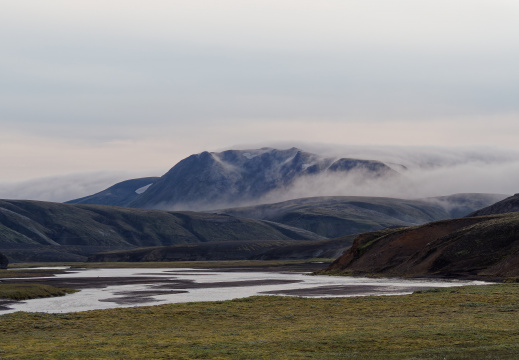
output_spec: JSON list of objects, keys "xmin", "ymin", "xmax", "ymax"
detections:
[
  {"xmin": 0, "ymin": 144, "xmax": 517, "ymax": 204},
  {"xmin": 1, "ymin": 0, "xmax": 518, "ymax": 133},
  {"xmin": 0, "ymin": 172, "xmax": 132, "ymax": 203},
  {"xmin": 256, "ymin": 158, "xmax": 518, "ymax": 206},
  {"xmin": 1, "ymin": 1, "xmax": 519, "ymax": 195},
  {"xmin": 0, "ymin": 130, "xmax": 189, "ymax": 182}
]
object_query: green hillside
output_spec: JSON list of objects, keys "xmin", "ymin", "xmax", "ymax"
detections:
[
  {"xmin": 0, "ymin": 200, "xmax": 323, "ymax": 262},
  {"xmin": 219, "ymin": 194, "xmax": 505, "ymax": 238}
]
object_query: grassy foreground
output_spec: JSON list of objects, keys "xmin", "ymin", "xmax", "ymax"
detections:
[
  {"xmin": 2, "ymin": 284, "xmax": 519, "ymax": 359},
  {"xmin": 0, "ymin": 284, "xmax": 77, "ymax": 301}
]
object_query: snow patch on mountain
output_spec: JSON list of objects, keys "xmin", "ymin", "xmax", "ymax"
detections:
[{"xmin": 135, "ymin": 184, "xmax": 153, "ymax": 195}]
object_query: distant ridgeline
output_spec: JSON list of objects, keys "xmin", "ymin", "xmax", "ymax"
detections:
[
  {"xmin": 67, "ymin": 147, "xmax": 399, "ymax": 211},
  {"xmin": 0, "ymin": 193, "xmax": 506, "ymax": 263},
  {"xmin": 0, "ymin": 199, "xmax": 323, "ymax": 263}
]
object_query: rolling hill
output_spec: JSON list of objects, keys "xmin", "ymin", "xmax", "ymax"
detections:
[
  {"xmin": 218, "ymin": 193, "xmax": 507, "ymax": 238},
  {"xmin": 0, "ymin": 200, "xmax": 323, "ymax": 262},
  {"xmin": 469, "ymin": 193, "xmax": 519, "ymax": 217},
  {"xmin": 1, "ymin": 192, "xmax": 509, "ymax": 263},
  {"xmin": 321, "ymin": 210, "xmax": 519, "ymax": 280},
  {"xmin": 90, "ymin": 193, "xmax": 509, "ymax": 263}
]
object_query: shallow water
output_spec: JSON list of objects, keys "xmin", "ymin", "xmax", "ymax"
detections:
[{"xmin": 0, "ymin": 268, "xmax": 489, "ymax": 314}]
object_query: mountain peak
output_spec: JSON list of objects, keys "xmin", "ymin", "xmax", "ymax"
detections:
[{"xmin": 70, "ymin": 147, "xmax": 398, "ymax": 210}]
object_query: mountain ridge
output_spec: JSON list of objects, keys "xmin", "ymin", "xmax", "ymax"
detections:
[
  {"xmin": 67, "ymin": 177, "xmax": 160, "ymax": 207},
  {"xmin": 69, "ymin": 147, "xmax": 399, "ymax": 210},
  {"xmin": 0, "ymin": 199, "xmax": 324, "ymax": 262},
  {"xmin": 218, "ymin": 193, "xmax": 507, "ymax": 238}
]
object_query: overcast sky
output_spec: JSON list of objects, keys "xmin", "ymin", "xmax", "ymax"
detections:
[{"xmin": 2, "ymin": 1, "xmax": 519, "ymax": 188}]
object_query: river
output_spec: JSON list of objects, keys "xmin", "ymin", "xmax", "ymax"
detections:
[{"xmin": 0, "ymin": 267, "xmax": 489, "ymax": 314}]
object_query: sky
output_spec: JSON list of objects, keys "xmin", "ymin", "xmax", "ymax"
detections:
[{"xmin": 1, "ymin": 1, "xmax": 519, "ymax": 200}]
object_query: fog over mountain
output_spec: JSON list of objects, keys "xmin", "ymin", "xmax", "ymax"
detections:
[
  {"xmin": 70, "ymin": 147, "xmax": 397, "ymax": 210},
  {"xmin": 0, "ymin": 172, "xmax": 148, "ymax": 203},
  {"xmin": 1, "ymin": 145, "xmax": 517, "ymax": 206},
  {"xmin": 214, "ymin": 144, "xmax": 519, "ymax": 205}
]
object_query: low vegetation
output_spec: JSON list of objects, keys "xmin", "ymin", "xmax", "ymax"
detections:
[
  {"xmin": 0, "ymin": 284, "xmax": 77, "ymax": 301},
  {"xmin": 0, "ymin": 268, "xmax": 73, "ymax": 278},
  {"xmin": 2, "ymin": 283, "xmax": 519, "ymax": 359},
  {"xmin": 7, "ymin": 259, "xmax": 334, "ymax": 270}
]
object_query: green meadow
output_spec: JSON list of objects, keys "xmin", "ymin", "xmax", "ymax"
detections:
[
  {"xmin": 2, "ymin": 283, "xmax": 519, "ymax": 359},
  {"xmin": 0, "ymin": 284, "xmax": 77, "ymax": 301}
]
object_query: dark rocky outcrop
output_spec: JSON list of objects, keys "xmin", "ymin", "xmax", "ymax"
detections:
[
  {"xmin": 321, "ymin": 212, "xmax": 519, "ymax": 280},
  {"xmin": 0, "ymin": 251, "xmax": 8, "ymax": 269}
]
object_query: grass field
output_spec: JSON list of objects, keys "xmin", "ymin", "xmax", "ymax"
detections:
[
  {"xmin": 5, "ymin": 259, "xmax": 334, "ymax": 270},
  {"xmin": 0, "ymin": 284, "xmax": 77, "ymax": 301},
  {"xmin": 2, "ymin": 283, "xmax": 519, "ymax": 359}
]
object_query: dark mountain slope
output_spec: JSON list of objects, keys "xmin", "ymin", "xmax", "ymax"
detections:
[
  {"xmin": 219, "ymin": 194, "xmax": 506, "ymax": 238},
  {"xmin": 0, "ymin": 251, "xmax": 7, "ymax": 269},
  {"xmin": 321, "ymin": 212, "xmax": 519, "ymax": 279},
  {"xmin": 67, "ymin": 177, "xmax": 159, "ymax": 207},
  {"xmin": 0, "ymin": 200, "xmax": 324, "ymax": 262},
  {"xmin": 96, "ymin": 193, "xmax": 504, "ymax": 264},
  {"xmin": 130, "ymin": 147, "xmax": 398, "ymax": 210},
  {"xmin": 469, "ymin": 193, "xmax": 519, "ymax": 217}
]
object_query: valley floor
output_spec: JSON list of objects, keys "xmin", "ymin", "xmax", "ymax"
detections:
[{"xmin": 1, "ymin": 267, "xmax": 519, "ymax": 358}]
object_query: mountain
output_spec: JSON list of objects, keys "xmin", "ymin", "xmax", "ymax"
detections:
[
  {"xmin": 67, "ymin": 177, "xmax": 160, "ymax": 207},
  {"xmin": 218, "ymin": 194, "xmax": 507, "ymax": 238},
  {"xmin": 0, "ymin": 200, "xmax": 324, "ymax": 262},
  {"xmin": 91, "ymin": 193, "xmax": 505, "ymax": 263},
  {"xmin": 3, "ymin": 191, "xmax": 505, "ymax": 263},
  {"xmin": 69, "ymin": 147, "xmax": 398, "ymax": 210},
  {"xmin": 468, "ymin": 193, "xmax": 519, "ymax": 217},
  {"xmin": 321, "ymin": 212, "xmax": 519, "ymax": 280}
]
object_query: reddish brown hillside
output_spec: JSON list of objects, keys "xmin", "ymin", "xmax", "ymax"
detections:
[{"xmin": 323, "ymin": 213, "xmax": 519, "ymax": 279}]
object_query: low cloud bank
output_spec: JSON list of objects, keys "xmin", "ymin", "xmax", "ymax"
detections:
[
  {"xmin": 0, "ymin": 145, "xmax": 517, "ymax": 205},
  {"xmin": 221, "ymin": 144, "xmax": 519, "ymax": 207},
  {"xmin": 260, "ymin": 162, "xmax": 516, "ymax": 206},
  {"xmin": 0, "ymin": 172, "xmax": 138, "ymax": 203}
]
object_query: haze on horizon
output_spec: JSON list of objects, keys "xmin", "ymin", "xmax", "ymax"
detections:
[{"xmin": 1, "ymin": 1, "xmax": 518, "ymax": 201}]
